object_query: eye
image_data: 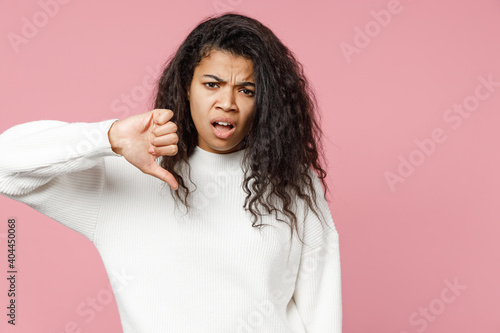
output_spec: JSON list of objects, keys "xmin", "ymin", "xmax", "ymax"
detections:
[
  {"xmin": 204, "ymin": 82, "xmax": 219, "ymax": 88},
  {"xmin": 241, "ymin": 89, "xmax": 255, "ymax": 96}
]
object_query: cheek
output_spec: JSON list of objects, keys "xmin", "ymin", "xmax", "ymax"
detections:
[
  {"xmin": 190, "ymin": 97, "xmax": 205, "ymax": 118},
  {"xmin": 189, "ymin": 104, "xmax": 202, "ymax": 131},
  {"xmin": 191, "ymin": 92, "xmax": 214, "ymax": 114},
  {"xmin": 190, "ymin": 101, "xmax": 211, "ymax": 133}
]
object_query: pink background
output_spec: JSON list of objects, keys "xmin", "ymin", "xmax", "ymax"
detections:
[{"xmin": 1, "ymin": 0, "xmax": 499, "ymax": 332}]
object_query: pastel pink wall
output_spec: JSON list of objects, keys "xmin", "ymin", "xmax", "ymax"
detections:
[{"xmin": 1, "ymin": 0, "xmax": 499, "ymax": 332}]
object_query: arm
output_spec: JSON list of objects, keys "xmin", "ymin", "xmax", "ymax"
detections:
[
  {"xmin": 292, "ymin": 170, "xmax": 342, "ymax": 332},
  {"xmin": 0, "ymin": 119, "xmax": 120, "ymax": 242},
  {"xmin": 0, "ymin": 109, "xmax": 179, "ymax": 242}
]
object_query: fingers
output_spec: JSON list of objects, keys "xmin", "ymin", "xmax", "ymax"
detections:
[
  {"xmin": 144, "ymin": 163, "xmax": 179, "ymax": 190},
  {"xmin": 148, "ymin": 143, "xmax": 178, "ymax": 156},
  {"xmin": 145, "ymin": 109, "xmax": 179, "ymax": 190},
  {"xmin": 153, "ymin": 109, "xmax": 174, "ymax": 126},
  {"xmin": 150, "ymin": 109, "xmax": 178, "ymax": 157},
  {"xmin": 152, "ymin": 121, "xmax": 177, "ymax": 136},
  {"xmin": 152, "ymin": 132, "xmax": 178, "ymax": 147},
  {"xmin": 149, "ymin": 127, "xmax": 178, "ymax": 156}
]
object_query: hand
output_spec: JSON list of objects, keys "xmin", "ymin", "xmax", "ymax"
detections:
[{"xmin": 108, "ymin": 109, "xmax": 179, "ymax": 190}]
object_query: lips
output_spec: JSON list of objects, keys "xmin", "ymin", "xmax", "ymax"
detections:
[
  {"xmin": 210, "ymin": 117, "xmax": 237, "ymax": 139},
  {"xmin": 210, "ymin": 116, "xmax": 236, "ymax": 128}
]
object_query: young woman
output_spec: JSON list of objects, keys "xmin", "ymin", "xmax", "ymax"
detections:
[{"xmin": 0, "ymin": 13, "xmax": 342, "ymax": 333}]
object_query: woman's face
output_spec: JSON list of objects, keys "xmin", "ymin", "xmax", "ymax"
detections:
[{"xmin": 187, "ymin": 49, "xmax": 255, "ymax": 154}]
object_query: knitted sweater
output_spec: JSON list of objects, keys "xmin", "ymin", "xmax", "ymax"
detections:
[{"xmin": 0, "ymin": 119, "xmax": 342, "ymax": 333}]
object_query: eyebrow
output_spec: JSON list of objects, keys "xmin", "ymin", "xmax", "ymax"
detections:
[{"xmin": 202, "ymin": 74, "xmax": 255, "ymax": 87}]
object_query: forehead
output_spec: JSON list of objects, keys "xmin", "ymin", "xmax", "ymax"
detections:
[{"xmin": 195, "ymin": 50, "xmax": 254, "ymax": 77}]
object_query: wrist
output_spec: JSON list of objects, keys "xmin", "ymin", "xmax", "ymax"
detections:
[{"xmin": 108, "ymin": 120, "xmax": 123, "ymax": 155}]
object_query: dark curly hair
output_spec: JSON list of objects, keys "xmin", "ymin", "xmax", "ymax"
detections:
[{"xmin": 151, "ymin": 12, "xmax": 333, "ymax": 247}]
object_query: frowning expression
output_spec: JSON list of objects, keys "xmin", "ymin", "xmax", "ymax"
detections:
[{"xmin": 187, "ymin": 49, "xmax": 255, "ymax": 154}]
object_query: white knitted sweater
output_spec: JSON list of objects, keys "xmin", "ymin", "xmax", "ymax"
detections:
[{"xmin": 0, "ymin": 119, "xmax": 342, "ymax": 333}]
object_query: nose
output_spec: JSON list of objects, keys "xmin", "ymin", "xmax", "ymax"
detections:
[{"xmin": 216, "ymin": 87, "xmax": 237, "ymax": 112}]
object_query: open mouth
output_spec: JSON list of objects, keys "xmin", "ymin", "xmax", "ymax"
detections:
[
  {"xmin": 212, "ymin": 121, "xmax": 234, "ymax": 132},
  {"xmin": 210, "ymin": 120, "xmax": 236, "ymax": 139}
]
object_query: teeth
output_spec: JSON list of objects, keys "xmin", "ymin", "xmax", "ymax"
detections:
[{"xmin": 215, "ymin": 121, "xmax": 231, "ymax": 126}]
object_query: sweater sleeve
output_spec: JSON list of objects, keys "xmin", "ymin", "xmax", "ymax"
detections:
[
  {"xmin": 0, "ymin": 119, "xmax": 119, "ymax": 243},
  {"xmin": 292, "ymin": 169, "xmax": 342, "ymax": 332}
]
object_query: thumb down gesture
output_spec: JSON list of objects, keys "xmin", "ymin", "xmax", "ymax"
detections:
[{"xmin": 108, "ymin": 109, "xmax": 179, "ymax": 190}]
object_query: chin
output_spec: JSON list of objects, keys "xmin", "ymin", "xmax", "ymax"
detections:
[{"xmin": 210, "ymin": 142, "xmax": 241, "ymax": 153}]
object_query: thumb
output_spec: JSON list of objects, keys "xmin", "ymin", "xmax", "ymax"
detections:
[
  {"xmin": 144, "ymin": 162, "xmax": 179, "ymax": 190},
  {"xmin": 148, "ymin": 110, "xmax": 160, "ymax": 130}
]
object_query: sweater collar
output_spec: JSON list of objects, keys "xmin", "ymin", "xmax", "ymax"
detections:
[{"xmin": 189, "ymin": 145, "xmax": 247, "ymax": 174}]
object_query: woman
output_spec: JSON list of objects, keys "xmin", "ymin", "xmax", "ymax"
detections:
[{"xmin": 0, "ymin": 13, "xmax": 342, "ymax": 332}]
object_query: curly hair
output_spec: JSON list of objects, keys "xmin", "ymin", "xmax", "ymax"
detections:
[{"xmin": 151, "ymin": 12, "xmax": 332, "ymax": 247}]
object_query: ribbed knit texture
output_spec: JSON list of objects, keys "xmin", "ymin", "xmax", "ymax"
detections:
[{"xmin": 0, "ymin": 120, "xmax": 342, "ymax": 332}]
